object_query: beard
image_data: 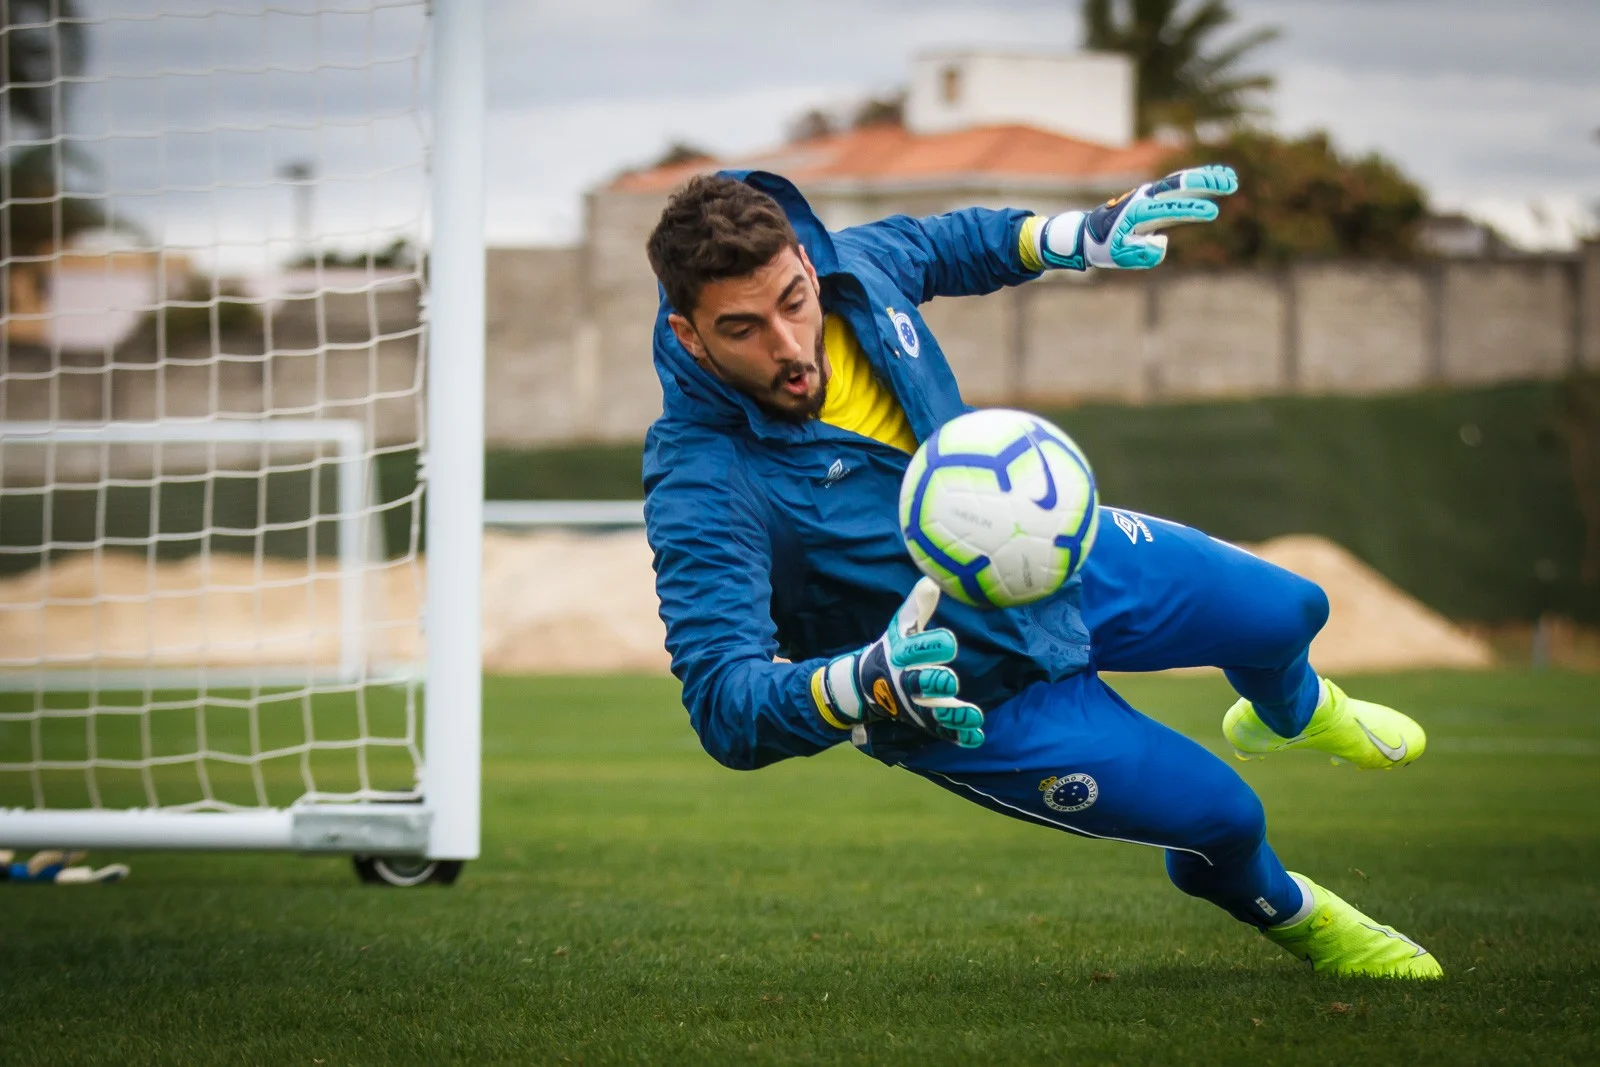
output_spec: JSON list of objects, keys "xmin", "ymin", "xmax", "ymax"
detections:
[{"xmin": 705, "ymin": 328, "xmax": 829, "ymax": 424}]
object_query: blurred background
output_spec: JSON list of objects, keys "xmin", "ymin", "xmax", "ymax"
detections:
[
  {"xmin": 2, "ymin": 0, "xmax": 1598, "ymax": 679},
  {"xmin": 3, "ymin": 6, "xmax": 1599, "ymax": 1057}
]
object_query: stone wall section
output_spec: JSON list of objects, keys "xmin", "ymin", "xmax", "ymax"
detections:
[
  {"xmin": 1148, "ymin": 272, "xmax": 1287, "ymax": 397},
  {"xmin": 6, "ymin": 229, "xmax": 1597, "ymax": 453},
  {"xmin": 1021, "ymin": 276, "xmax": 1147, "ymax": 402},
  {"xmin": 1295, "ymin": 265, "xmax": 1430, "ymax": 393},
  {"xmin": 1441, "ymin": 260, "xmax": 1576, "ymax": 385}
]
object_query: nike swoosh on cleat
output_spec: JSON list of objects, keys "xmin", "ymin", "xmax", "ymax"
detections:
[
  {"xmin": 1355, "ymin": 718, "xmax": 1408, "ymax": 762},
  {"xmin": 1358, "ymin": 921, "xmax": 1427, "ymax": 956}
]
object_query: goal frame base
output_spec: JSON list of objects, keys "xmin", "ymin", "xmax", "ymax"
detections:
[{"xmin": 0, "ymin": 804, "xmax": 437, "ymax": 854}]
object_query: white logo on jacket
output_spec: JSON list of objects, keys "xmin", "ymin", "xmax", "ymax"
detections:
[
  {"xmin": 821, "ymin": 459, "xmax": 852, "ymax": 487},
  {"xmin": 888, "ymin": 308, "xmax": 920, "ymax": 358},
  {"xmin": 1040, "ymin": 772, "xmax": 1098, "ymax": 813},
  {"xmin": 1111, "ymin": 510, "xmax": 1153, "ymax": 545}
]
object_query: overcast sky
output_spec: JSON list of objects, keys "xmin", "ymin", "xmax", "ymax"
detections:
[
  {"xmin": 67, "ymin": 0, "xmax": 1600, "ymax": 257},
  {"xmin": 477, "ymin": 0, "xmax": 1599, "ymax": 248}
]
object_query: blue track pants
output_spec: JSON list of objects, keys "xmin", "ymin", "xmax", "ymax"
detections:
[{"xmin": 892, "ymin": 508, "xmax": 1331, "ymax": 927}]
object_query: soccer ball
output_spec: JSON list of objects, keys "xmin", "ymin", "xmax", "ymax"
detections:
[{"xmin": 899, "ymin": 408, "xmax": 1099, "ymax": 608}]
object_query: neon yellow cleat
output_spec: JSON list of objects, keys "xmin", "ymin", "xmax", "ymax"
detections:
[
  {"xmin": 1264, "ymin": 874, "xmax": 1443, "ymax": 978},
  {"xmin": 1223, "ymin": 679, "xmax": 1426, "ymax": 769}
]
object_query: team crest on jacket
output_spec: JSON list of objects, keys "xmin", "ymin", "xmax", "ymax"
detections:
[
  {"xmin": 1039, "ymin": 773, "xmax": 1098, "ymax": 813},
  {"xmin": 888, "ymin": 308, "xmax": 920, "ymax": 358}
]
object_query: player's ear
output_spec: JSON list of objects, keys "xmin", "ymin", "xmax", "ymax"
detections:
[
  {"xmin": 797, "ymin": 244, "xmax": 820, "ymax": 296},
  {"xmin": 667, "ymin": 312, "xmax": 706, "ymax": 362}
]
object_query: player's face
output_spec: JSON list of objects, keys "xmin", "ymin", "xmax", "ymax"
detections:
[{"xmin": 668, "ymin": 245, "xmax": 829, "ymax": 422}]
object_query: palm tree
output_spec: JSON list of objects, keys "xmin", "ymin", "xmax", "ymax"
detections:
[
  {"xmin": 1083, "ymin": 0, "xmax": 1278, "ymax": 138},
  {"xmin": 2, "ymin": 0, "xmax": 98, "ymax": 257},
  {"xmin": 3, "ymin": 0, "xmax": 88, "ymax": 137}
]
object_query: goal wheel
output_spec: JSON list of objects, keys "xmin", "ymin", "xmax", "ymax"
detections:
[{"xmin": 352, "ymin": 855, "xmax": 464, "ymax": 887}]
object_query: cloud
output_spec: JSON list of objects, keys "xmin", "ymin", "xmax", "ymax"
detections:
[
  {"xmin": 1234, "ymin": 0, "xmax": 1600, "ymax": 88},
  {"xmin": 57, "ymin": 0, "xmax": 1600, "ymax": 255},
  {"xmin": 1272, "ymin": 65, "xmax": 1600, "ymax": 195},
  {"xmin": 474, "ymin": 0, "xmax": 1600, "ymax": 247},
  {"xmin": 483, "ymin": 0, "xmax": 1076, "ymax": 107},
  {"xmin": 485, "ymin": 84, "xmax": 842, "ymax": 244}
]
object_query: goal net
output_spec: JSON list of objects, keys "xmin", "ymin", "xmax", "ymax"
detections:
[{"xmin": 0, "ymin": 1, "xmax": 483, "ymax": 858}]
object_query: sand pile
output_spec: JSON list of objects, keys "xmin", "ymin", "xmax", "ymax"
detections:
[
  {"xmin": 0, "ymin": 530, "xmax": 1489, "ymax": 676},
  {"xmin": 478, "ymin": 530, "xmax": 667, "ymax": 673},
  {"xmin": 1245, "ymin": 535, "xmax": 1492, "ymax": 672},
  {"xmin": 0, "ymin": 550, "xmax": 421, "ymax": 669}
]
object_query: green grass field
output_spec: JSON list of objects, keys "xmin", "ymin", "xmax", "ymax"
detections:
[{"xmin": 3, "ymin": 670, "xmax": 1598, "ymax": 1065}]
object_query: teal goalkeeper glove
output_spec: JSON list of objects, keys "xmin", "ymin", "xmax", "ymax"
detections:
[
  {"xmin": 811, "ymin": 577, "xmax": 985, "ymax": 748},
  {"xmin": 1033, "ymin": 163, "xmax": 1238, "ymax": 271}
]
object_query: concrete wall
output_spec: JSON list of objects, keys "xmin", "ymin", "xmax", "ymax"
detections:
[
  {"xmin": 582, "ymin": 190, "xmax": 671, "ymax": 441},
  {"xmin": 493, "ymin": 247, "xmax": 1593, "ymax": 444},
  {"xmin": 548, "ymin": 190, "xmax": 1595, "ymax": 443},
  {"xmin": 1020, "ymin": 275, "xmax": 1146, "ymax": 402},
  {"xmin": 1149, "ymin": 272, "xmax": 1288, "ymax": 397},
  {"xmin": 1295, "ymin": 265, "xmax": 1429, "ymax": 392},
  {"xmin": 1584, "ymin": 240, "xmax": 1600, "ymax": 371},
  {"xmin": 0, "ymin": 278, "xmax": 424, "ymax": 482},
  {"xmin": 1441, "ymin": 260, "xmax": 1576, "ymax": 385},
  {"xmin": 486, "ymin": 247, "xmax": 584, "ymax": 445},
  {"xmin": 8, "ymin": 239, "xmax": 1597, "ymax": 462},
  {"xmin": 919, "ymin": 291, "xmax": 1016, "ymax": 400}
]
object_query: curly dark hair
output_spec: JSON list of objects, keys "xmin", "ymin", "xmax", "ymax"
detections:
[{"xmin": 645, "ymin": 175, "xmax": 799, "ymax": 317}]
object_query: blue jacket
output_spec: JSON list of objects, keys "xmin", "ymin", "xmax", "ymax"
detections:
[{"xmin": 643, "ymin": 171, "xmax": 1091, "ymax": 771}]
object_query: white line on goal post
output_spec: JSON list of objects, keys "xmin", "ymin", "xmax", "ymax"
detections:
[
  {"xmin": 0, "ymin": 419, "xmax": 371, "ymax": 692},
  {"xmin": 482, "ymin": 500, "xmax": 646, "ymax": 528},
  {"xmin": 423, "ymin": 0, "xmax": 487, "ymax": 863}
]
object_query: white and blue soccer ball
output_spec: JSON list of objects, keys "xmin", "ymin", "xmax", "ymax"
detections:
[{"xmin": 898, "ymin": 408, "xmax": 1099, "ymax": 609}]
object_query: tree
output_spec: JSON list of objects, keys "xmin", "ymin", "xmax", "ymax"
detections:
[
  {"xmin": 1157, "ymin": 128, "xmax": 1427, "ymax": 266},
  {"xmin": 786, "ymin": 108, "xmax": 836, "ymax": 144},
  {"xmin": 1557, "ymin": 373, "xmax": 1600, "ymax": 588},
  {"xmin": 1083, "ymin": 0, "xmax": 1277, "ymax": 137},
  {"xmin": 2, "ymin": 1, "xmax": 100, "ymax": 256},
  {"xmin": 3, "ymin": 0, "xmax": 88, "ymax": 136},
  {"xmin": 649, "ymin": 142, "xmax": 714, "ymax": 169},
  {"xmin": 1, "ymin": 145, "xmax": 102, "ymax": 255},
  {"xmin": 851, "ymin": 92, "xmax": 905, "ymax": 130}
]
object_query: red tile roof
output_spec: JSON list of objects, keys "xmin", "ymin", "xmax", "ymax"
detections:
[{"xmin": 609, "ymin": 123, "xmax": 1174, "ymax": 194}]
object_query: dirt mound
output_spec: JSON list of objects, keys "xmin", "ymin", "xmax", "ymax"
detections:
[
  {"xmin": 1245, "ymin": 535, "xmax": 1492, "ymax": 672},
  {"xmin": 0, "ymin": 530, "xmax": 1489, "ymax": 677},
  {"xmin": 0, "ymin": 550, "xmax": 419, "ymax": 669},
  {"xmin": 478, "ymin": 530, "xmax": 667, "ymax": 673}
]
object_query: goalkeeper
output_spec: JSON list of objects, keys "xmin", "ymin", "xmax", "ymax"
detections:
[{"xmin": 641, "ymin": 167, "xmax": 1439, "ymax": 979}]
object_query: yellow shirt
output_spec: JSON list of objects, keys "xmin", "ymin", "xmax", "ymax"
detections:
[{"xmin": 816, "ymin": 313, "xmax": 917, "ymax": 454}]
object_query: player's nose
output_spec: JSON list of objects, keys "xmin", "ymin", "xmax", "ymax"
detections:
[{"xmin": 770, "ymin": 316, "xmax": 805, "ymax": 362}]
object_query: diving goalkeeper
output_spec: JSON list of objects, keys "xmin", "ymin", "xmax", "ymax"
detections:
[{"xmin": 641, "ymin": 167, "xmax": 1440, "ymax": 979}]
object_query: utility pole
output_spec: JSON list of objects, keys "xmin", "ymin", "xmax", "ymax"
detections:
[{"xmin": 278, "ymin": 159, "xmax": 315, "ymax": 265}]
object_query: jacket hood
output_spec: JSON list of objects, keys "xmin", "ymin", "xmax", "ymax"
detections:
[{"xmin": 651, "ymin": 170, "xmax": 841, "ymax": 438}]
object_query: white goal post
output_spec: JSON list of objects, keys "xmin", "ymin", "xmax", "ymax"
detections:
[{"xmin": 0, "ymin": 1, "xmax": 484, "ymax": 865}]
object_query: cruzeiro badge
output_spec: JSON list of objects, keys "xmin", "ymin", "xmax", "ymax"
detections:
[
  {"xmin": 1039, "ymin": 772, "xmax": 1098, "ymax": 813},
  {"xmin": 888, "ymin": 307, "xmax": 920, "ymax": 358}
]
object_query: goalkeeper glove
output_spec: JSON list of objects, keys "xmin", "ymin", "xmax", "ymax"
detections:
[
  {"xmin": 1033, "ymin": 163, "xmax": 1238, "ymax": 271},
  {"xmin": 811, "ymin": 577, "xmax": 985, "ymax": 748}
]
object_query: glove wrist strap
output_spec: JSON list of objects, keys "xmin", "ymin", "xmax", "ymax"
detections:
[
  {"xmin": 1037, "ymin": 210, "xmax": 1088, "ymax": 271},
  {"xmin": 812, "ymin": 654, "xmax": 864, "ymax": 730}
]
